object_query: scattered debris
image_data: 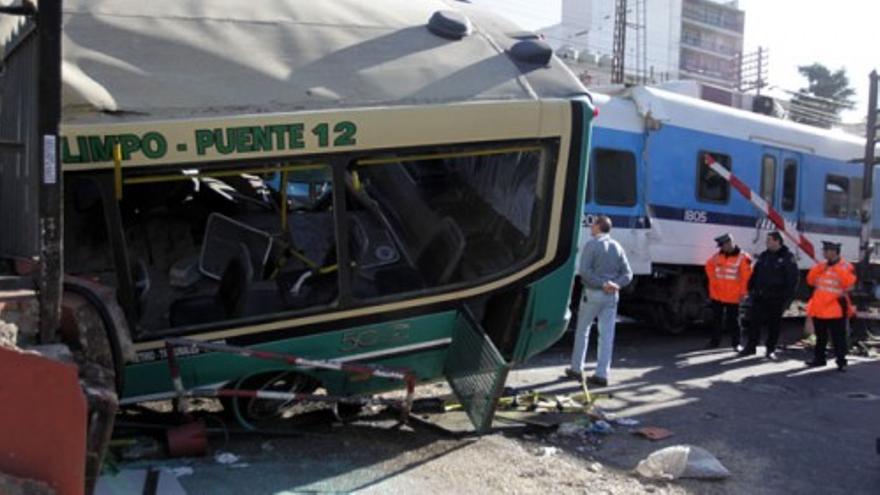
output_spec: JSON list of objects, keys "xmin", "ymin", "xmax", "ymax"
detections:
[
  {"xmin": 214, "ymin": 451, "xmax": 241, "ymax": 465},
  {"xmin": 0, "ymin": 321, "xmax": 18, "ymax": 349},
  {"xmin": 587, "ymin": 420, "xmax": 614, "ymax": 435},
  {"xmin": 557, "ymin": 420, "xmax": 588, "ymax": 437},
  {"xmin": 588, "ymin": 462, "xmax": 603, "ymax": 473},
  {"xmin": 410, "ymin": 397, "xmax": 446, "ymax": 414},
  {"xmin": 634, "ymin": 427, "xmax": 674, "ymax": 441},
  {"xmin": 635, "ymin": 445, "xmax": 731, "ymax": 480},
  {"xmin": 587, "ymin": 409, "xmax": 610, "ymax": 422},
  {"xmin": 164, "ymin": 467, "xmax": 194, "ymax": 478},
  {"xmin": 614, "ymin": 417, "xmax": 640, "ymax": 427},
  {"xmin": 534, "ymin": 446, "xmax": 559, "ymax": 458},
  {"xmin": 166, "ymin": 421, "xmax": 208, "ymax": 458},
  {"xmin": 119, "ymin": 437, "xmax": 164, "ymax": 460},
  {"xmin": 365, "ymin": 404, "xmax": 384, "ymax": 415}
]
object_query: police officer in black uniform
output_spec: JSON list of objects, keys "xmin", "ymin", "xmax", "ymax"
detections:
[{"xmin": 740, "ymin": 231, "xmax": 799, "ymax": 359}]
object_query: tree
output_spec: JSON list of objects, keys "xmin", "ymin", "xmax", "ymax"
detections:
[{"xmin": 789, "ymin": 63, "xmax": 856, "ymax": 128}]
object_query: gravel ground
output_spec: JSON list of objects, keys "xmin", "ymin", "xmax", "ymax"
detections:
[{"xmin": 152, "ymin": 416, "xmax": 683, "ymax": 495}]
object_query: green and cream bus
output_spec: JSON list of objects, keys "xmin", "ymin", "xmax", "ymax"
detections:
[{"xmin": 3, "ymin": 0, "xmax": 595, "ymax": 430}]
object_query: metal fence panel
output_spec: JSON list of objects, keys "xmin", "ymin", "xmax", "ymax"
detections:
[
  {"xmin": 444, "ymin": 307, "xmax": 510, "ymax": 433},
  {"xmin": 0, "ymin": 23, "xmax": 40, "ymax": 258}
]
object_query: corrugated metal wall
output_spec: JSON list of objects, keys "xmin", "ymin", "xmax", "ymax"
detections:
[{"xmin": 0, "ymin": 24, "xmax": 40, "ymax": 259}]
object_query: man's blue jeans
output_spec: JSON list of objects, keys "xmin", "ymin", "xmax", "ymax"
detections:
[{"xmin": 570, "ymin": 289, "xmax": 618, "ymax": 379}]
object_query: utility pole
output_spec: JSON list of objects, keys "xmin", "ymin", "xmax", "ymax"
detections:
[
  {"xmin": 738, "ymin": 47, "xmax": 768, "ymax": 93},
  {"xmin": 38, "ymin": 0, "xmax": 64, "ymax": 342},
  {"xmin": 858, "ymin": 70, "xmax": 879, "ymax": 291},
  {"xmin": 633, "ymin": 0, "xmax": 647, "ymax": 84},
  {"xmin": 611, "ymin": 0, "xmax": 627, "ymax": 84},
  {"xmin": 755, "ymin": 46, "xmax": 764, "ymax": 95}
]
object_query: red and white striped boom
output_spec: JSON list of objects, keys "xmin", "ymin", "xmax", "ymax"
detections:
[
  {"xmin": 703, "ymin": 154, "xmax": 817, "ymax": 261},
  {"xmin": 162, "ymin": 337, "xmax": 417, "ymax": 421}
]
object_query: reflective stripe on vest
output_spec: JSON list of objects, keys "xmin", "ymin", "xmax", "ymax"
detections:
[
  {"xmin": 714, "ymin": 254, "xmax": 742, "ymax": 281},
  {"xmin": 816, "ymin": 266, "xmax": 845, "ymax": 295}
]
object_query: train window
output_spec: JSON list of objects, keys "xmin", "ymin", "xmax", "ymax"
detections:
[
  {"xmin": 782, "ymin": 160, "xmax": 797, "ymax": 211},
  {"xmin": 697, "ymin": 151, "xmax": 731, "ymax": 203},
  {"xmin": 760, "ymin": 155, "xmax": 776, "ymax": 204},
  {"xmin": 593, "ymin": 148, "xmax": 637, "ymax": 206},
  {"xmin": 824, "ymin": 175, "xmax": 849, "ymax": 218}
]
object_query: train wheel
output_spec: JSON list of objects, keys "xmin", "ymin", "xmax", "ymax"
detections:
[{"xmin": 655, "ymin": 303, "xmax": 687, "ymax": 335}]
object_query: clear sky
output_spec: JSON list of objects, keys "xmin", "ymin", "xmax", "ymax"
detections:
[
  {"xmin": 468, "ymin": 0, "xmax": 877, "ymax": 122},
  {"xmin": 738, "ymin": 0, "xmax": 877, "ymax": 122}
]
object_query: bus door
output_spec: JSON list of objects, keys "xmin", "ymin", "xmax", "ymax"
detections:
[
  {"xmin": 584, "ymin": 142, "xmax": 650, "ymax": 275},
  {"xmin": 755, "ymin": 147, "xmax": 802, "ymax": 257}
]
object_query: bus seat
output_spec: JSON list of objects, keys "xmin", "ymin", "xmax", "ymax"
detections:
[
  {"xmin": 199, "ymin": 213, "xmax": 273, "ymax": 281},
  {"xmin": 363, "ymin": 163, "xmax": 466, "ymax": 288},
  {"xmin": 416, "ymin": 217, "xmax": 465, "ymax": 286},
  {"xmin": 362, "ymin": 163, "xmax": 437, "ymax": 265},
  {"xmin": 170, "ymin": 244, "xmax": 253, "ymax": 327}
]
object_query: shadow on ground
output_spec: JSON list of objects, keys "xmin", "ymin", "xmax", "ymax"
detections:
[{"xmin": 510, "ymin": 320, "xmax": 880, "ymax": 495}]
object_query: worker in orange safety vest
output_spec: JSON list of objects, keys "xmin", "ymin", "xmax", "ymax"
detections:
[
  {"xmin": 806, "ymin": 240, "xmax": 856, "ymax": 371},
  {"xmin": 705, "ymin": 233, "xmax": 752, "ymax": 350}
]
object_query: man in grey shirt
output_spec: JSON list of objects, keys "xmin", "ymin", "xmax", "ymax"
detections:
[{"xmin": 566, "ymin": 215, "xmax": 633, "ymax": 387}]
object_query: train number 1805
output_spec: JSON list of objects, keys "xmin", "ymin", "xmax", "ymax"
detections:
[{"xmin": 683, "ymin": 209, "xmax": 708, "ymax": 223}]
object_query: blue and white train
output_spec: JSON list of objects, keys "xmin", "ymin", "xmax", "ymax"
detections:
[{"xmin": 582, "ymin": 86, "xmax": 877, "ymax": 331}]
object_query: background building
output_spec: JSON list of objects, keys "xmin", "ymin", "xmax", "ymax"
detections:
[{"xmin": 542, "ymin": 0, "xmax": 745, "ymax": 89}]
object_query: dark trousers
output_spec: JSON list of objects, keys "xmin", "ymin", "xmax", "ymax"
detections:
[
  {"xmin": 747, "ymin": 298, "xmax": 785, "ymax": 353},
  {"xmin": 710, "ymin": 300, "xmax": 740, "ymax": 348},
  {"xmin": 813, "ymin": 317, "xmax": 848, "ymax": 367}
]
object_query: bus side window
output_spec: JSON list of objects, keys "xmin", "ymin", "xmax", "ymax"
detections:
[
  {"xmin": 593, "ymin": 148, "xmax": 637, "ymax": 206},
  {"xmin": 697, "ymin": 151, "xmax": 731, "ymax": 203},
  {"xmin": 824, "ymin": 174, "xmax": 849, "ymax": 218},
  {"xmin": 781, "ymin": 159, "xmax": 797, "ymax": 212},
  {"xmin": 760, "ymin": 155, "xmax": 776, "ymax": 204}
]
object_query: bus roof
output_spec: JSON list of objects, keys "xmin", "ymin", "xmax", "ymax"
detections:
[{"xmin": 49, "ymin": 0, "xmax": 589, "ymax": 124}]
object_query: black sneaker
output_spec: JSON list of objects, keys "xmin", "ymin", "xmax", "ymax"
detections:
[
  {"xmin": 563, "ymin": 368, "xmax": 583, "ymax": 381},
  {"xmin": 738, "ymin": 347, "xmax": 756, "ymax": 356},
  {"xmin": 587, "ymin": 375, "xmax": 608, "ymax": 387},
  {"xmin": 765, "ymin": 351, "xmax": 778, "ymax": 361},
  {"xmin": 837, "ymin": 361, "xmax": 848, "ymax": 372}
]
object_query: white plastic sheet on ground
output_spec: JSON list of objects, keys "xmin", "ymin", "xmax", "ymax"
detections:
[{"xmin": 635, "ymin": 445, "xmax": 730, "ymax": 480}]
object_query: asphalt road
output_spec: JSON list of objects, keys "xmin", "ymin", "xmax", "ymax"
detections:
[
  {"xmin": 516, "ymin": 321, "xmax": 880, "ymax": 494},
  {"xmin": 114, "ymin": 321, "xmax": 879, "ymax": 494}
]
